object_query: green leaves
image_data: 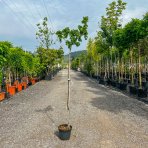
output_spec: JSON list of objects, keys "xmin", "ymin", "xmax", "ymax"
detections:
[
  {"xmin": 36, "ymin": 17, "xmax": 54, "ymax": 49},
  {"xmin": 101, "ymin": 0, "xmax": 127, "ymax": 46},
  {"xmin": 56, "ymin": 16, "xmax": 89, "ymax": 51}
]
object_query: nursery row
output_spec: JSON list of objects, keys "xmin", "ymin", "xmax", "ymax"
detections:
[
  {"xmin": 0, "ymin": 41, "xmax": 64, "ymax": 95},
  {"xmin": 82, "ymin": 71, "xmax": 147, "ymax": 98},
  {"xmin": 0, "ymin": 77, "xmax": 39, "ymax": 101},
  {"xmin": 0, "ymin": 68, "xmax": 61, "ymax": 102},
  {"xmin": 71, "ymin": 6, "xmax": 148, "ymax": 99}
]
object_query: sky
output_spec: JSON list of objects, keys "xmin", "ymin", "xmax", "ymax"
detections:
[{"xmin": 0, "ymin": 0, "xmax": 147, "ymax": 54}]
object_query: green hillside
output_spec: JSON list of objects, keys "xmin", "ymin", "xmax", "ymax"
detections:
[{"xmin": 64, "ymin": 50, "xmax": 86, "ymax": 62}]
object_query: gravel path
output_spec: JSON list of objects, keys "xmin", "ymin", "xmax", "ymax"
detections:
[{"xmin": 0, "ymin": 69, "xmax": 148, "ymax": 148}]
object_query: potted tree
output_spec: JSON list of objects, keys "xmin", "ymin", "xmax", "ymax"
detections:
[
  {"xmin": 0, "ymin": 73, "xmax": 5, "ymax": 101},
  {"xmin": 56, "ymin": 16, "xmax": 88, "ymax": 140}
]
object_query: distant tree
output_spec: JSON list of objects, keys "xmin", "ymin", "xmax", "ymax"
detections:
[{"xmin": 36, "ymin": 17, "xmax": 54, "ymax": 49}]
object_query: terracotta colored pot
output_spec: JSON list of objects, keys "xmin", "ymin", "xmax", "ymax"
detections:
[
  {"xmin": 31, "ymin": 79, "xmax": 36, "ymax": 85},
  {"xmin": 6, "ymin": 83, "xmax": 10, "ymax": 92},
  {"xmin": 0, "ymin": 92, "xmax": 5, "ymax": 101},
  {"xmin": 13, "ymin": 80, "xmax": 19, "ymax": 87},
  {"xmin": 22, "ymin": 82, "xmax": 27, "ymax": 89},
  {"xmin": 8, "ymin": 86, "xmax": 16, "ymax": 96},
  {"xmin": 17, "ymin": 84, "xmax": 22, "ymax": 92}
]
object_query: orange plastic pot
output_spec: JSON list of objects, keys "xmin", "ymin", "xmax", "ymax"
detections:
[
  {"xmin": 17, "ymin": 84, "xmax": 22, "ymax": 92},
  {"xmin": 13, "ymin": 80, "xmax": 19, "ymax": 87},
  {"xmin": 8, "ymin": 86, "xmax": 16, "ymax": 96},
  {"xmin": 22, "ymin": 82, "xmax": 27, "ymax": 89},
  {"xmin": 0, "ymin": 92, "xmax": 5, "ymax": 101},
  {"xmin": 31, "ymin": 79, "xmax": 36, "ymax": 85},
  {"xmin": 6, "ymin": 83, "xmax": 10, "ymax": 93}
]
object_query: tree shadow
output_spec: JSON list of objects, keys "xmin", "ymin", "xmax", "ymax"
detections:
[
  {"xmin": 54, "ymin": 131, "xmax": 60, "ymax": 139},
  {"xmin": 90, "ymin": 85, "xmax": 148, "ymax": 120},
  {"xmin": 76, "ymin": 73, "xmax": 148, "ymax": 120},
  {"xmin": 35, "ymin": 105, "xmax": 55, "ymax": 124}
]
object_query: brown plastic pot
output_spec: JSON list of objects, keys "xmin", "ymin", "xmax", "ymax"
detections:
[{"xmin": 0, "ymin": 92, "xmax": 5, "ymax": 101}]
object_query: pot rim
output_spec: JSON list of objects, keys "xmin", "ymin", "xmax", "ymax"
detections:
[{"xmin": 58, "ymin": 124, "xmax": 72, "ymax": 132}]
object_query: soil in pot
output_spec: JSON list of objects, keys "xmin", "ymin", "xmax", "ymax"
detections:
[
  {"xmin": 58, "ymin": 124, "xmax": 72, "ymax": 140},
  {"xmin": 137, "ymin": 88, "xmax": 147, "ymax": 98}
]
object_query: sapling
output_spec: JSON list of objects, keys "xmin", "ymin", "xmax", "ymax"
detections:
[{"xmin": 56, "ymin": 16, "xmax": 89, "ymax": 111}]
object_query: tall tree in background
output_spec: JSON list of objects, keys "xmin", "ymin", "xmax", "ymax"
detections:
[
  {"xmin": 100, "ymin": 0, "xmax": 126, "ymax": 79},
  {"xmin": 36, "ymin": 17, "xmax": 63, "ymax": 78},
  {"xmin": 36, "ymin": 17, "xmax": 54, "ymax": 49}
]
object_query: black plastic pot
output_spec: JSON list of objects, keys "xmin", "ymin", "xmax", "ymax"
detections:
[
  {"xmin": 58, "ymin": 124, "xmax": 72, "ymax": 140},
  {"xmin": 116, "ymin": 82, "xmax": 120, "ymax": 89},
  {"xmin": 118, "ymin": 83, "xmax": 127, "ymax": 90},
  {"xmin": 129, "ymin": 86, "xmax": 137, "ymax": 95},
  {"xmin": 99, "ymin": 78, "xmax": 105, "ymax": 85},
  {"xmin": 127, "ymin": 79, "xmax": 131, "ymax": 84},
  {"xmin": 110, "ymin": 80, "xmax": 117, "ymax": 87},
  {"xmin": 106, "ymin": 79, "xmax": 111, "ymax": 85},
  {"xmin": 137, "ymin": 88, "xmax": 147, "ymax": 98}
]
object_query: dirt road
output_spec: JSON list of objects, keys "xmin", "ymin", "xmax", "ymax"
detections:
[{"xmin": 0, "ymin": 70, "xmax": 148, "ymax": 148}]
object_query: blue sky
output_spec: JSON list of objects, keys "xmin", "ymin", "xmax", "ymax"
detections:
[{"xmin": 0, "ymin": 0, "xmax": 147, "ymax": 54}]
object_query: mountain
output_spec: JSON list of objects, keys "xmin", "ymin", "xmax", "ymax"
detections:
[{"xmin": 64, "ymin": 50, "xmax": 86, "ymax": 62}]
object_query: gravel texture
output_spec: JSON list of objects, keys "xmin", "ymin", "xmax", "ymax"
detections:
[{"xmin": 0, "ymin": 69, "xmax": 148, "ymax": 148}]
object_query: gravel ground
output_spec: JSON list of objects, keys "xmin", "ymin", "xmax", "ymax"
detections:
[{"xmin": 0, "ymin": 69, "xmax": 148, "ymax": 148}]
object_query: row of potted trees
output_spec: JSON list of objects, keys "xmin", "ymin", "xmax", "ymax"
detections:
[
  {"xmin": 0, "ymin": 68, "xmax": 61, "ymax": 102},
  {"xmin": 0, "ymin": 77, "xmax": 39, "ymax": 102}
]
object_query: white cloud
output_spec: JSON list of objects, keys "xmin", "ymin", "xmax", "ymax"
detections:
[
  {"xmin": 122, "ymin": 7, "xmax": 147, "ymax": 26},
  {"xmin": 0, "ymin": 0, "xmax": 148, "ymax": 52}
]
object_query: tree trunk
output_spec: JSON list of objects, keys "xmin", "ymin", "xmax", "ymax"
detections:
[
  {"xmin": 138, "ymin": 45, "xmax": 142, "ymax": 89},
  {"xmin": 118, "ymin": 52, "xmax": 120, "ymax": 82},
  {"xmin": 67, "ymin": 50, "xmax": 71, "ymax": 111},
  {"xmin": 130, "ymin": 48, "xmax": 134, "ymax": 85},
  {"xmin": 115, "ymin": 53, "xmax": 117, "ymax": 79}
]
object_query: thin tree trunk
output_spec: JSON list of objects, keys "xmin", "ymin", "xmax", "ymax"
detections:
[
  {"xmin": 111, "ymin": 50, "xmax": 113, "ymax": 79},
  {"xmin": 138, "ymin": 45, "xmax": 142, "ymax": 89},
  {"xmin": 67, "ymin": 50, "xmax": 71, "ymax": 111},
  {"xmin": 130, "ymin": 48, "xmax": 134, "ymax": 85},
  {"xmin": 115, "ymin": 53, "xmax": 117, "ymax": 79},
  {"xmin": 118, "ymin": 52, "xmax": 120, "ymax": 82}
]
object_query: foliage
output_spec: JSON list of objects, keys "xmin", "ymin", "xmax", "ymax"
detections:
[
  {"xmin": 101, "ymin": 0, "xmax": 126, "ymax": 46},
  {"xmin": 56, "ymin": 16, "xmax": 89, "ymax": 50},
  {"xmin": 36, "ymin": 17, "xmax": 54, "ymax": 49}
]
